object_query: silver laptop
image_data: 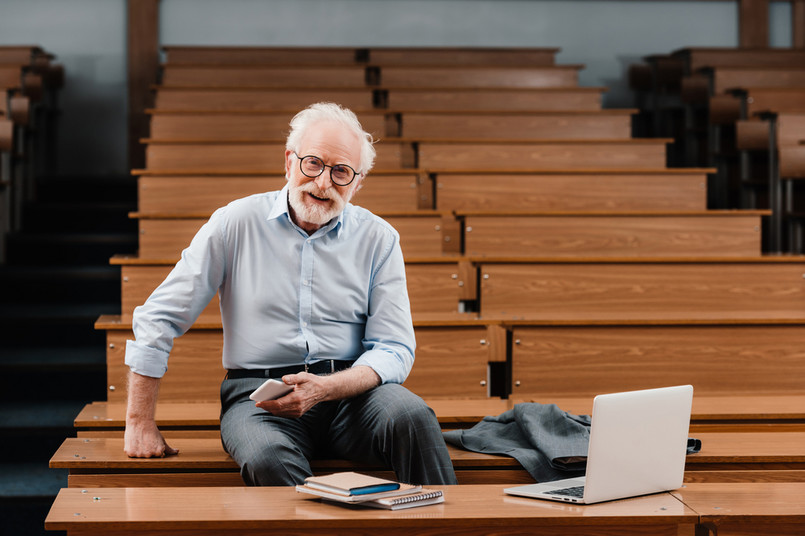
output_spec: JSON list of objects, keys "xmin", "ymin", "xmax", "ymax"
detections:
[{"xmin": 504, "ymin": 385, "xmax": 693, "ymax": 504}]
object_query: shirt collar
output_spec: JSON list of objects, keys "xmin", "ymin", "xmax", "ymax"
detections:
[{"xmin": 267, "ymin": 183, "xmax": 346, "ymax": 238}]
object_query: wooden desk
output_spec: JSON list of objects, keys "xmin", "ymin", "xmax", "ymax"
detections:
[
  {"xmin": 45, "ymin": 485, "xmax": 698, "ymax": 535},
  {"xmin": 672, "ymin": 482, "xmax": 805, "ymax": 535}
]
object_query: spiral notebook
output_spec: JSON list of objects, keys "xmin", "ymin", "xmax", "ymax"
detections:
[{"xmin": 364, "ymin": 489, "xmax": 444, "ymax": 510}]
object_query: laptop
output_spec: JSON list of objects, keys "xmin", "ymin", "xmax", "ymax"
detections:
[{"xmin": 504, "ymin": 384, "xmax": 693, "ymax": 504}]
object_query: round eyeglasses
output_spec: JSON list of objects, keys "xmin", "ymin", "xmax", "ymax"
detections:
[{"xmin": 293, "ymin": 152, "xmax": 360, "ymax": 186}]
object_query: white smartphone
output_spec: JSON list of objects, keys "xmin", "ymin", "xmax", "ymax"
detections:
[{"xmin": 249, "ymin": 378, "xmax": 294, "ymax": 401}]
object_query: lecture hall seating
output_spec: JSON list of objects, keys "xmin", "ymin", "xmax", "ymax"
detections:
[{"xmin": 45, "ymin": 45, "xmax": 805, "ymax": 535}]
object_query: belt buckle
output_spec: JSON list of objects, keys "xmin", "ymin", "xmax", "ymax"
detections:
[{"xmin": 304, "ymin": 363, "xmax": 309, "ymax": 373}]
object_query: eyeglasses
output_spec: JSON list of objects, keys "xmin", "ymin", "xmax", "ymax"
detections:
[{"xmin": 293, "ymin": 152, "xmax": 360, "ymax": 186}]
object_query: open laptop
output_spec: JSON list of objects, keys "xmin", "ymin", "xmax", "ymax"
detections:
[{"xmin": 504, "ymin": 384, "xmax": 693, "ymax": 504}]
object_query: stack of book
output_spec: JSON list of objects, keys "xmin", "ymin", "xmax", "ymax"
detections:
[{"xmin": 296, "ymin": 471, "xmax": 445, "ymax": 510}]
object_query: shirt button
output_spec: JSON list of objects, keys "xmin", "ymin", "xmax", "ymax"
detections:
[{"xmin": 302, "ymin": 322, "xmax": 308, "ymax": 327}]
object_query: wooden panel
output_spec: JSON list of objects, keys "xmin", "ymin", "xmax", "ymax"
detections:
[
  {"xmin": 138, "ymin": 175, "xmax": 286, "ymax": 213},
  {"xmin": 72, "ymin": 393, "xmax": 805, "ymax": 430},
  {"xmin": 127, "ymin": 0, "xmax": 159, "ymax": 169},
  {"xmin": 739, "ymin": 0, "xmax": 769, "ymax": 48},
  {"xmin": 405, "ymin": 263, "xmax": 464, "ymax": 314},
  {"xmin": 368, "ymin": 48, "xmax": 558, "ymax": 66},
  {"xmin": 778, "ymin": 113, "xmax": 805, "ymax": 146},
  {"xmin": 464, "ymin": 214, "xmax": 763, "ymax": 258},
  {"xmin": 674, "ymin": 482, "xmax": 805, "ymax": 536},
  {"xmin": 386, "ymin": 88, "xmax": 602, "ymax": 111},
  {"xmin": 379, "ymin": 66, "xmax": 580, "ymax": 88},
  {"xmin": 435, "ymin": 173, "xmax": 707, "ymax": 212},
  {"xmin": 137, "ymin": 213, "xmax": 442, "ymax": 261},
  {"xmin": 163, "ymin": 46, "xmax": 359, "ymax": 65},
  {"xmin": 745, "ymin": 88, "xmax": 805, "ymax": 117},
  {"xmin": 121, "ymin": 265, "xmax": 220, "ymax": 322},
  {"xmin": 154, "ymin": 88, "xmax": 374, "ymax": 111},
  {"xmin": 106, "ymin": 323, "xmax": 492, "ymax": 401},
  {"xmin": 382, "ymin": 215, "xmax": 444, "ymax": 257},
  {"xmin": 511, "ymin": 324, "xmax": 805, "ymax": 397},
  {"xmin": 713, "ymin": 68, "xmax": 805, "ymax": 94},
  {"xmin": 137, "ymin": 218, "xmax": 200, "ymax": 259},
  {"xmin": 145, "ymin": 142, "xmax": 409, "ymax": 172},
  {"xmin": 480, "ymin": 262, "xmax": 805, "ymax": 321},
  {"xmin": 44, "ymin": 485, "xmax": 697, "ymax": 535},
  {"xmin": 138, "ymin": 174, "xmax": 424, "ymax": 214},
  {"xmin": 679, "ymin": 48, "xmax": 805, "ymax": 72},
  {"xmin": 161, "ymin": 65, "xmax": 368, "ymax": 87},
  {"xmin": 419, "ymin": 141, "xmax": 669, "ymax": 171},
  {"xmin": 400, "ymin": 112, "xmax": 632, "ymax": 140},
  {"xmin": 106, "ymin": 330, "xmax": 224, "ymax": 402},
  {"xmin": 735, "ymin": 119, "xmax": 770, "ymax": 150},
  {"xmin": 122, "ymin": 258, "xmax": 462, "ymax": 319},
  {"xmin": 780, "ymin": 146, "xmax": 805, "ymax": 178},
  {"xmin": 404, "ymin": 326, "xmax": 490, "ymax": 398},
  {"xmin": 148, "ymin": 112, "xmax": 388, "ymax": 140}
]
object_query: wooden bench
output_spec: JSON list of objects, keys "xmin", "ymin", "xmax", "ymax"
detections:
[
  {"xmin": 131, "ymin": 212, "xmax": 452, "ymax": 259},
  {"xmin": 137, "ymin": 172, "xmax": 431, "ymax": 214},
  {"xmin": 432, "ymin": 169, "xmax": 711, "ymax": 212},
  {"xmin": 160, "ymin": 64, "xmax": 372, "ymax": 88},
  {"xmin": 129, "ymin": 205, "xmax": 762, "ymax": 261},
  {"xmin": 49, "ymin": 431, "xmax": 805, "ymax": 488},
  {"xmin": 672, "ymin": 482, "xmax": 805, "ymax": 536},
  {"xmin": 73, "ymin": 398, "xmax": 512, "ymax": 432},
  {"xmin": 153, "ymin": 86, "xmax": 377, "ymax": 111},
  {"xmin": 397, "ymin": 110, "xmax": 635, "ymax": 140},
  {"xmin": 71, "ymin": 394, "xmax": 805, "ymax": 434},
  {"xmin": 381, "ymin": 86, "xmax": 605, "ymax": 111},
  {"xmin": 509, "ymin": 322, "xmax": 805, "ymax": 401},
  {"xmin": 45, "ymin": 484, "xmax": 702, "ymax": 536},
  {"xmin": 417, "ymin": 139, "xmax": 671, "ymax": 171},
  {"xmin": 161, "ymin": 46, "xmax": 560, "ymax": 67},
  {"xmin": 146, "ymin": 109, "xmax": 392, "ymax": 140},
  {"xmin": 98, "ymin": 314, "xmax": 502, "ymax": 402},
  {"xmin": 478, "ymin": 258, "xmax": 805, "ymax": 321},
  {"xmin": 460, "ymin": 211, "xmax": 767, "ymax": 258},
  {"xmin": 141, "ymin": 140, "xmax": 416, "ymax": 172},
  {"xmin": 151, "ymin": 86, "xmax": 607, "ymax": 113},
  {"xmin": 159, "ymin": 64, "xmax": 583, "ymax": 90},
  {"xmin": 734, "ymin": 111, "xmax": 805, "ymax": 252},
  {"xmin": 376, "ymin": 65, "xmax": 583, "ymax": 89}
]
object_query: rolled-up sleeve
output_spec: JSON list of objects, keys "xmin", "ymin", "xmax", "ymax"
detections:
[
  {"xmin": 125, "ymin": 209, "xmax": 228, "ymax": 378},
  {"xmin": 355, "ymin": 237, "xmax": 415, "ymax": 385}
]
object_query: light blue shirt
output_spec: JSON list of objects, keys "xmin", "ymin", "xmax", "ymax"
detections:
[{"xmin": 125, "ymin": 184, "xmax": 415, "ymax": 385}]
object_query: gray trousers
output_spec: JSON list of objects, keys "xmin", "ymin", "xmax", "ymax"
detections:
[{"xmin": 219, "ymin": 377, "xmax": 458, "ymax": 486}]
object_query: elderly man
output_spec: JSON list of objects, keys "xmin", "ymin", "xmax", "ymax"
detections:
[{"xmin": 123, "ymin": 102, "xmax": 458, "ymax": 487}]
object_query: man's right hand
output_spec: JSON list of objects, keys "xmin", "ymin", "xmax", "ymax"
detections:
[{"xmin": 124, "ymin": 418, "xmax": 179, "ymax": 458}]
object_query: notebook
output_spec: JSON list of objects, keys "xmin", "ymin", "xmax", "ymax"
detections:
[{"xmin": 504, "ymin": 384, "xmax": 693, "ymax": 505}]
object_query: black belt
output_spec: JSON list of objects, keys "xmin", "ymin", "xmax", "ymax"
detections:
[{"xmin": 226, "ymin": 360, "xmax": 352, "ymax": 379}]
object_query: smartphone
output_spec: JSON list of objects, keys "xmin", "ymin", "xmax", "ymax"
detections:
[{"xmin": 249, "ymin": 378, "xmax": 294, "ymax": 401}]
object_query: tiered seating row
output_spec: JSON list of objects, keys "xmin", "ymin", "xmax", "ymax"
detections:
[
  {"xmin": 630, "ymin": 47, "xmax": 805, "ymax": 253},
  {"xmin": 56, "ymin": 47, "xmax": 805, "ymax": 502},
  {"xmin": 0, "ymin": 45, "xmax": 63, "ymax": 260}
]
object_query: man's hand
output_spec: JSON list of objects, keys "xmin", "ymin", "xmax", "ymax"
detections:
[
  {"xmin": 255, "ymin": 372, "xmax": 327, "ymax": 418},
  {"xmin": 255, "ymin": 365, "xmax": 381, "ymax": 418},
  {"xmin": 124, "ymin": 418, "xmax": 179, "ymax": 458},
  {"xmin": 124, "ymin": 370, "xmax": 178, "ymax": 458}
]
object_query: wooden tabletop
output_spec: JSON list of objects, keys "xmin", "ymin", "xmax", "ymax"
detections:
[
  {"xmin": 45, "ymin": 485, "xmax": 697, "ymax": 535},
  {"xmin": 672, "ymin": 482, "xmax": 805, "ymax": 535}
]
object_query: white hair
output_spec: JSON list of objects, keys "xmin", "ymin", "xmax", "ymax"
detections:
[{"xmin": 286, "ymin": 102, "xmax": 376, "ymax": 175}]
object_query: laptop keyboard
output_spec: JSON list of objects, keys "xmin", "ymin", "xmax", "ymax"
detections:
[{"xmin": 551, "ymin": 485, "xmax": 585, "ymax": 498}]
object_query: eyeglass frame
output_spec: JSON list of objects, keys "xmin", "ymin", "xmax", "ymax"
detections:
[{"xmin": 292, "ymin": 152, "xmax": 361, "ymax": 187}]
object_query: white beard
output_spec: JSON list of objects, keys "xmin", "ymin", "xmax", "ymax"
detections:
[{"xmin": 288, "ymin": 181, "xmax": 348, "ymax": 227}]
